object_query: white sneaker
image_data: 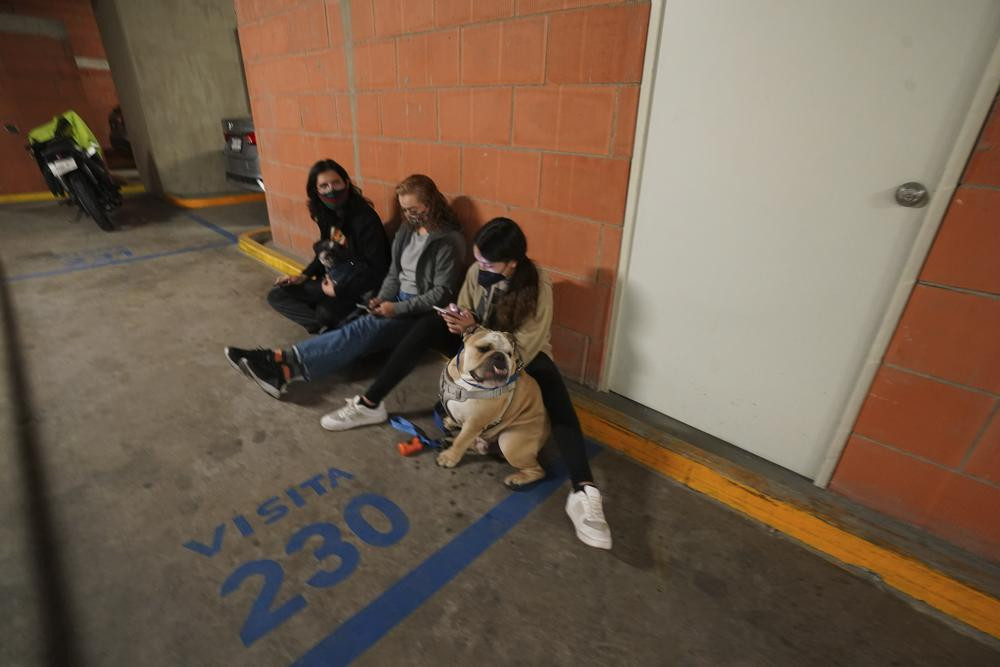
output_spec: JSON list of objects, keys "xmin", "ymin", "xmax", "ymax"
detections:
[
  {"xmin": 565, "ymin": 485, "xmax": 613, "ymax": 550},
  {"xmin": 320, "ymin": 395, "xmax": 388, "ymax": 431}
]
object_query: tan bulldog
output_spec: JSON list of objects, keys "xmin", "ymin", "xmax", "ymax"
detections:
[{"xmin": 436, "ymin": 327, "xmax": 549, "ymax": 488}]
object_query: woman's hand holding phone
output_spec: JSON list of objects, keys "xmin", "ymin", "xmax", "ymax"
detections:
[{"xmin": 437, "ymin": 303, "xmax": 476, "ymax": 334}]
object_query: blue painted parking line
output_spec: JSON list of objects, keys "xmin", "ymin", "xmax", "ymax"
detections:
[
  {"xmin": 6, "ymin": 240, "xmax": 233, "ymax": 283},
  {"xmin": 293, "ymin": 442, "xmax": 602, "ymax": 667},
  {"xmin": 6, "ymin": 209, "xmax": 242, "ymax": 283},
  {"xmin": 182, "ymin": 211, "xmax": 240, "ymax": 243}
]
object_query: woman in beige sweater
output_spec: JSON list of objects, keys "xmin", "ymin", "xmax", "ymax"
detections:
[{"xmin": 321, "ymin": 217, "xmax": 612, "ymax": 550}]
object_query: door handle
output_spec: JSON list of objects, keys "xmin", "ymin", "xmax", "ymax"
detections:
[{"xmin": 895, "ymin": 182, "xmax": 929, "ymax": 208}]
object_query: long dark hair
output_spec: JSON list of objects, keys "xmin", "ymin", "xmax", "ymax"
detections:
[
  {"xmin": 391, "ymin": 174, "xmax": 458, "ymax": 232},
  {"xmin": 305, "ymin": 158, "xmax": 370, "ymax": 221},
  {"xmin": 475, "ymin": 217, "xmax": 539, "ymax": 332}
]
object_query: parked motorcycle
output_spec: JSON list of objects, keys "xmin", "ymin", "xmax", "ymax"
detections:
[{"xmin": 24, "ymin": 110, "xmax": 122, "ymax": 232}]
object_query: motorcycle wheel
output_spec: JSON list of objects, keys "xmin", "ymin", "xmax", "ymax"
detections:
[{"xmin": 66, "ymin": 172, "xmax": 115, "ymax": 232}]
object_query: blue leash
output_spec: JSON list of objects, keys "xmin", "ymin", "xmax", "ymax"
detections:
[{"xmin": 388, "ymin": 412, "xmax": 446, "ymax": 450}]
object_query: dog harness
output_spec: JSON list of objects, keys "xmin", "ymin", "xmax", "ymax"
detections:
[{"xmin": 438, "ymin": 348, "xmax": 523, "ymax": 432}]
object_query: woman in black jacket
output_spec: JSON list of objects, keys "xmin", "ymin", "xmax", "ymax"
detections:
[{"xmin": 267, "ymin": 159, "xmax": 390, "ymax": 333}]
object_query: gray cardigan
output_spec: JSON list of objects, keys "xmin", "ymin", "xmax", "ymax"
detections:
[{"xmin": 376, "ymin": 222, "xmax": 466, "ymax": 317}]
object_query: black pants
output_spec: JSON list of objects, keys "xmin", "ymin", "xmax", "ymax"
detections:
[
  {"xmin": 364, "ymin": 314, "xmax": 595, "ymax": 488},
  {"xmin": 267, "ymin": 281, "xmax": 356, "ymax": 334}
]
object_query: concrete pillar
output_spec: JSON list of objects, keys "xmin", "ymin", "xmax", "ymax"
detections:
[{"xmin": 92, "ymin": 0, "xmax": 250, "ymax": 196}]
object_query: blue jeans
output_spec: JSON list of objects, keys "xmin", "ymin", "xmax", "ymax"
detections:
[{"xmin": 293, "ymin": 293, "xmax": 416, "ymax": 381}]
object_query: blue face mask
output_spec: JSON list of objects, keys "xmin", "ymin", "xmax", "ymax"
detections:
[{"xmin": 477, "ymin": 269, "xmax": 506, "ymax": 289}]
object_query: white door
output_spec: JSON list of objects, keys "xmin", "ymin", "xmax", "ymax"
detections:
[{"xmin": 609, "ymin": 1, "xmax": 1000, "ymax": 478}]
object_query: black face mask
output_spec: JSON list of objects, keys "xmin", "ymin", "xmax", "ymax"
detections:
[{"xmin": 477, "ymin": 269, "xmax": 506, "ymax": 289}]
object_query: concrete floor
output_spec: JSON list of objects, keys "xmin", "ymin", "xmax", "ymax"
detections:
[{"xmin": 1, "ymin": 197, "xmax": 998, "ymax": 666}]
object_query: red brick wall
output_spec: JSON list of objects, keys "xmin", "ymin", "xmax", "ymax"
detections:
[
  {"xmin": 2, "ymin": 1, "xmax": 120, "ymax": 148},
  {"xmin": 831, "ymin": 95, "xmax": 1000, "ymax": 563},
  {"xmin": 235, "ymin": 0, "xmax": 650, "ymax": 384},
  {"xmin": 0, "ymin": 31, "xmax": 96, "ymax": 193}
]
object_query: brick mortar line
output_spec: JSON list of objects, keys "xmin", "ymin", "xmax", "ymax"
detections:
[
  {"xmin": 239, "ymin": 4, "xmax": 311, "ymax": 23},
  {"xmin": 349, "ymin": 135, "xmax": 631, "ymax": 161},
  {"xmin": 245, "ymin": 55, "xmax": 639, "ymax": 87},
  {"xmin": 351, "ymin": 1, "xmax": 648, "ymax": 43},
  {"xmin": 918, "ymin": 280, "xmax": 1000, "ymax": 301},
  {"xmin": 883, "ymin": 364, "xmax": 1000, "ymax": 399},
  {"xmin": 350, "ymin": 81, "xmax": 641, "ymax": 91},
  {"xmin": 960, "ymin": 401, "xmax": 1000, "ymax": 469},
  {"xmin": 338, "ymin": 1, "xmax": 363, "ymax": 184},
  {"xmin": 851, "ymin": 433, "xmax": 1000, "ymax": 491},
  {"xmin": 241, "ymin": 3, "xmax": 651, "ymax": 66},
  {"xmin": 354, "ymin": 176, "xmax": 625, "ymax": 227}
]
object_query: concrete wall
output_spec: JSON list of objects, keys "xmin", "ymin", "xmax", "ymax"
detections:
[
  {"xmin": 832, "ymin": 94, "xmax": 1000, "ymax": 563},
  {"xmin": 93, "ymin": 0, "xmax": 251, "ymax": 196},
  {"xmin": 235, "ymin": 0, "xmax": 649, "ymax": 385}
]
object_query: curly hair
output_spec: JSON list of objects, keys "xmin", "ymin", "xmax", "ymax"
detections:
[
  {"xmin": 391, "ymin": 174, "xmax": 458, "ymax": 232},
  {"xmin": 475, "ymin": 217, "xmax": 539, "ymax": 333},
  {"xmin": 305, "ymin": 158, "xmax": 371, "ymax": 221}
]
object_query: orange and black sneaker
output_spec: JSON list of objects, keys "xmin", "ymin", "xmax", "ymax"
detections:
[
  {"xmin": 239, "ymin": 348, "xmax": 299, "ymax": 398},
  {"xmin": 224, "ymin": 346, "xmax": 274, "ymax": 376}
]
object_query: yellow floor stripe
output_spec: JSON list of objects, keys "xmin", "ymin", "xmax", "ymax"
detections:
[
  {"xmin": 238, "ymin": 225, "xmax": 1000, "ymax": 640},
  {"xmin": 237, "ymin": 227, "xmax": 305, "ymax": 276},
  {"xmin": 0, "ymin": 183, "xmax": 145, "ymax": 204},
  {"xmin": 577, "ymin": 410, "xmax": 1000, "ymax": 640},
  {"xmin": 166, "ymin": 192, "xmax": 265, "ymax": 208}
]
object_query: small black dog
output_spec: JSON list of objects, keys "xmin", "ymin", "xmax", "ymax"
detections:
[
  {"xmin": 314, "ymin": 238, "xmax": 356, "ymax": 285},
  {"xmin": 315, "ymin": 239, "xmax": 340, "ymax": 271}
]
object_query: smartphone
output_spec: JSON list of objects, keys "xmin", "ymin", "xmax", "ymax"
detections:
[
  {"xmin": 432, "ymin": 305, "xmax": 450, "ymax": 314},
  {"xmin": 356, "ymin": 303, "xmax": 372, "ymax": 313}
]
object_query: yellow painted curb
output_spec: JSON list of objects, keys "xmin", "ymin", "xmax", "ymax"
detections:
[
  {"xmin": 166, "ymin": 192, "xmax": 265, "ymax": 208},
  {"xmin": 576, "ymin": 409, "xmax": 1000, "ymax": 641},
  {"xmin": 0, "ymin": 183, "xmax": 145, "ymax": 204},
  {"xmin": 238, "ymin": 227, "xmax": 305, "ymax": 276},
  {"xmin": 237, "ymin": 229, "xmax": 1000, "ymax": 641}
]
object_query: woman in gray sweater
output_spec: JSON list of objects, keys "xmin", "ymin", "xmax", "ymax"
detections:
[{"xmin": 224, "ymin": 174, "xmax": 465, "ymax": 398}]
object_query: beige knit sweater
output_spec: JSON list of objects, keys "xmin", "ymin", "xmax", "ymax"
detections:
[{"xmin": 456, "ymin": 263, "xmax": 554, "ymax": 364}]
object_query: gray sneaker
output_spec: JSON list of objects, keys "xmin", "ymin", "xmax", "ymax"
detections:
[
  {"xmin": 565, "ymin": 485, "xmax": 612, "ymax": 549},
  {"xmin": 320, "ymin": 395, "xmax": 388, "ymax": 431}
]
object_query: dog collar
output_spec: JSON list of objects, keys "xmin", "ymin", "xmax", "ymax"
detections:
[
  {"xmin": 448, "ymin": 349, "xmax": 520, "ymax": 394},
  {"xmin": 439, "ymin": 350, "xmax": 520, "ymax": 409}
]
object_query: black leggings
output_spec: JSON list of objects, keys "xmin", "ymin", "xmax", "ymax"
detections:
[
  {"xmin": 364, "ymin": 314, "xmax": 595, "ymax": 489},
  {"xmin": 267, "ymin": 281, "xmax": 355, "ymax": 334}
]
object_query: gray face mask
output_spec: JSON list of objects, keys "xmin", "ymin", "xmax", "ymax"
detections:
[{"xmin": 405, "ymin": 210, "xmax": 428, "ymax": 226}]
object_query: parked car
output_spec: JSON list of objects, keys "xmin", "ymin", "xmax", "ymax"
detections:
[{"xmin": 222, "ymin": 117, "xmax": 263, "ymax": 192}]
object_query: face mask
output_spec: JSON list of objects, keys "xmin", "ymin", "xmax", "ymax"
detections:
[
  {"xmin": 319, "ymin": 186, "xmax": 349, "ymax": 210},
  {"xmin": 405, "ymin": 210, "xmax": 428, "ymax": 226},
  {"xmin": 477, "ymin": 268, "xmax": 506, "ymax": 289}
]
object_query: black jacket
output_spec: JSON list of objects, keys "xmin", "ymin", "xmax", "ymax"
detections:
[{"xmin": 303, "ymin": 194, "xmax": 390, "ymax": 301}]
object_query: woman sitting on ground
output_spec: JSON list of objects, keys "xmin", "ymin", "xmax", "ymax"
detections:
[
  {"xmin": 320, "ymin": 217, "xmax": 613, "ymax": 550},
  {"xmin": 225, "ymin": 174, "xmax": 465, "ymax": 396},
  {"xmin": 267, "ymin": 159, "xmax": 389, "ymax": 334}
]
